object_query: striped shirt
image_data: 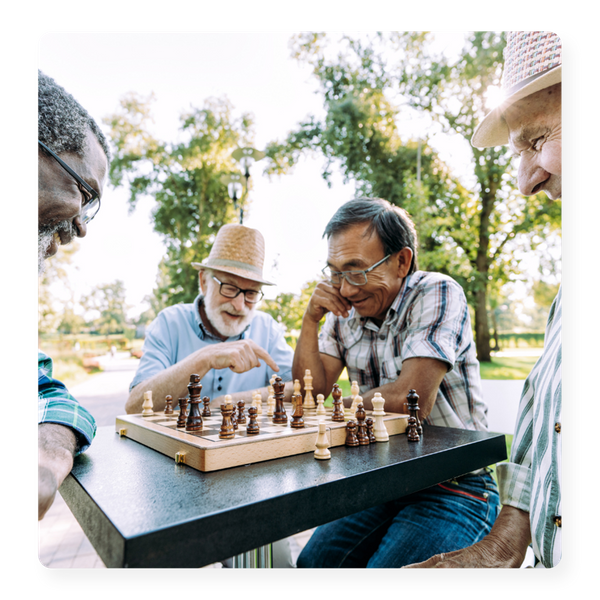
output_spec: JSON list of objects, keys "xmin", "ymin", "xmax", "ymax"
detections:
[
  {"xmin": 497, "ymin": 287, "xmax": 562, "ymax": 568},
  {"xmin": 38, "ymin": 350, "xmax": 96, "ymax": 453},
  {"xmin": 319, "ymin": 271, "xmax": 488, "ymax": 431}
]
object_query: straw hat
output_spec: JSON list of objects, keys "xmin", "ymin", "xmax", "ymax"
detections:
[
  {"xmin": 472, "ymin": 31, "xmax": 562, "ymax": 148},
  {"xmin": 191, "ymin": 223, "xmax": 275, "ymax": 286}
]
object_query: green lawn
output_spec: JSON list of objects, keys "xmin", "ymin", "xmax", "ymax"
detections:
[{"xmin": 479, "ymin": 356, "xmax": 538, "ymax": 380}]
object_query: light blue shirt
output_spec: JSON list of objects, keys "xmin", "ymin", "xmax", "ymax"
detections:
[{"xmin": 130, "ymin": 295, "xmax": 294, "ymax": 399}]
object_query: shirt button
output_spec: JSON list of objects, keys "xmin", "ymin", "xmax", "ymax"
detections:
[
  {"xmin": 218, "ymin": 377, "xmax": 223, "ymax": 382},
  {"xmin": 379, "ymin": 335, "xmax": 386, "ymax": 341},
  {"xmin": 553, "ymin": 516, "xmax": 562, "ymax": 527},
  {"xmin": 217, "ymin": 386, "xmax": 222, "ymax": 391},
  {"xmin": 555, "ymin": 422, "xmax": 561, "ymax": 433}
]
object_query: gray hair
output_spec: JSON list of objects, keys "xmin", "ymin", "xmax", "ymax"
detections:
[
  {"xmin": 323, "ymin": 198, "xmax": 418, "ymax": 275},
  {"xmin": 38, "ymin": 70, "xmax": 111, "ymax": 161}
]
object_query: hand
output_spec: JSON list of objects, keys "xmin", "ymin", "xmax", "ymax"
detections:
[
  {"xmin": 38, "ymin": 465, "xmax": 59, "ymax": 520},
  {"xmin": 204, "ymin": 339, "xmax": 279, "ymax": 374},
  {"xmin": 305, "ymin": 281, "xmax": 352, "ymax": 324}
]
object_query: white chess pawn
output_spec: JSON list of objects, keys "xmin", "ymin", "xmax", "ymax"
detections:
[
  {"xmin": 253, "ymin": 390, "xmax": 262, "ymax": 415},
  {"xmin": 314, "ymin": 422, "xmax": 331, "ymax": 460},
  {"xmin": 371, "ymin": 392, "xmax": 389, "ymax": 442},
  {"xmin": 316, "ymin": 393, "xmax": 327, "ymax": 416},
  {"xmin": 350, "ymin": 381, "xmax": 361, "ymax": 412},
  {"xmin": 142, "ymin": 390, "xmax": 154, "ymax": 417},
  {"xmin": 266, "ymin": 384, "xmax": 275, "ymax": 417}
]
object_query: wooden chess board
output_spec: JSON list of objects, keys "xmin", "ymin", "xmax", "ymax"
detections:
[{"xmin": 115, "ymin": 404, "xmax": 409, "ymax": 472}]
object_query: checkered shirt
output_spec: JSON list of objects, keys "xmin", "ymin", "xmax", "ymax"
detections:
[
  {"xmin": 318, "ymin": 271, "xmax": 488, "ymax": 431},
  {"xmin": 38, "ymin": 350, "xmax": 96, "ymax": 453}
]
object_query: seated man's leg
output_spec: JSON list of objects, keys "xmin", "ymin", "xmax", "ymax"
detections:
[
  {"xmin": 367, "ymin": 471, "xmax": 500, "ymax": 568},
  {"xmin": 297, "ymin": 472, "xmax": 499, "ymax": 569}
]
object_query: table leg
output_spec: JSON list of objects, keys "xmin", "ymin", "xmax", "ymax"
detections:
[{"xmin": 232, "ymin": 544, "xmax": 273, "ymax": 568}]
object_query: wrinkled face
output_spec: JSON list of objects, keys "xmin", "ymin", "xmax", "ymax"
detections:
[
  {"xmin": 200, "ymin": 270, "xmax": 261, "ymax": 338},
  {"xmin": 326, "ymin": 222, "xmax": 411, "ymax": 323},
  {"xmin": 504, "ymin": 83, "xmax": 561, "ymax": 200},
  {"xmin": 38, "ymin": 129, "xmax": 108, "ymax": 275}
]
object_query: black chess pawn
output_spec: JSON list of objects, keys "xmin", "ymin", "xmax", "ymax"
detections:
[
  {"xmin": 345, "ymin": 420, "xmax": 359, "ymax": 447},
  {"xmin": 164, "ymin": 395, "xmax": 174, "ymax": 415},
  {"xmin": 366, "ymin": 418, "xmax": 377, "ymax": 443},
  {"xmin": 356, "ymin": 404, "xmax": 370, "ymax": 445},
  {"xmin": 407, "ymin": 415, "xmax": 420, "ymax": 442},
  {"xmin": 219, "ymin": 403, "xmax": 236, "ymax": 439},
  {"xmin": 176, "ymin": 398, "xmax": 188, "ymax": 428},
  {"xmin": 237, "ymin": 400, "xmax": 247, "ymax": 424},
  {"xmin": 246, "ymin": 406, "xmax": 260, "ymax": 435},
  {"xmin": 202, "ymin": 396, "xmax": 211, "ymax": 417},
  {"xmin": 331, "ymin": 384, "xmax": 345, "ymax": 422}
]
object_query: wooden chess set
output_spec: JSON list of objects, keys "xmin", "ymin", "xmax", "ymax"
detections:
[{"xmin": 115, "ymin": 371, "xmax": 421, "ymax": 473}]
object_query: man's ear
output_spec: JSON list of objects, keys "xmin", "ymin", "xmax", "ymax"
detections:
[
  {"xmin": 199, "ymin": 270, "xmax": 208, "ymax": 294},
  {"xmin": 396, "ymin": 247, "xmax": 413, "ymax": 278}
]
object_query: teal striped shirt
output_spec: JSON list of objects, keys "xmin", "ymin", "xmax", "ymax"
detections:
[
  {"xmin": 38, "ymin": 351, "xmax": 97, "ymax": 453},
  {"xmin": 497, "ymin": 287, "xmax": 562, "ymax": 568}
]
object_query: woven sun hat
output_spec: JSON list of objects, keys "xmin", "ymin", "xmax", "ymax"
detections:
[
  {"xmin": 472, "ymin": 31, "xmax": 562, "ymax": 149},
  {"xmin": 191, "ymin": 223, "xmax": 275, "ymax": 286}
]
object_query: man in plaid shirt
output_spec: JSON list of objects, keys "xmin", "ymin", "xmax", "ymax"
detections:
[
  {"xmin": 38, "ymin": 70, "xmax": 110, "ymax": 520},
  {"xmin": 294, "ymin": 198, "xmax": 496, "ymax": 568}
]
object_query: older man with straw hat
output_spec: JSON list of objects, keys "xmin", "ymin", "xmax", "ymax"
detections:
[
  {"xmin": 406, "ymin": 31, "xmax": 562, "ymax": 569},
  {"xmin": 127, "ymin": 223, "xmax": 294, "ymax": 415}
]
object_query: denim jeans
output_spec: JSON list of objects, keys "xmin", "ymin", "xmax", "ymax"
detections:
[{"xmin": 296, "ymin": 470, "xmax": 500, "ymax": 568}]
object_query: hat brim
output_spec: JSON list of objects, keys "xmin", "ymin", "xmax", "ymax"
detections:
[
  {"xmin": 191, "ymin": 262, "xmax": 275, "ymax": 286},
  {"xmin": 472, "ymin": 65, "xmax": 562, "ymax": 149}
]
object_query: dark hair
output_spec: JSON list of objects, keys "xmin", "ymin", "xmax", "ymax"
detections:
[
  {"xmin": 323, "ymin": 198, "xmax": 418, "ymax": 274},
  {"xmin": 38, "ymin": 70, "xmax": 111, "ymax": 161}
]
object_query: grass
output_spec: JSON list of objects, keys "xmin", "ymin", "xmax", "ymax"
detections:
[{"xmin": 479, "ymin": 356, "xmax": 538, "ymax": 380}]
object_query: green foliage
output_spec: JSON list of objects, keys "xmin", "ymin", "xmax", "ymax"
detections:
[
  {"xmin": 81, "ymin": 280, "xmax": 130, "ymax": 335},
  {"xmin": 104, "ymin": 93, "xmax": 255, "ymax": 305},
  {"xmin": 264, "ymin": 32, "xmax": 561, "ymax": 361}
]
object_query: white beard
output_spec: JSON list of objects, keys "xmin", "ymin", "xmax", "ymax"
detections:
[
  {"xmin": 202, "ymin": 290, "xmax": 255, "ymax": 338},
  {"xmin": 37, "ymin": 220, "xmax": 77, "ymax": 277}
]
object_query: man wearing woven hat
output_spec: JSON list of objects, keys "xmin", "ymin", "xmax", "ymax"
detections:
[
  {"xmin": 126, "ymin": 223, "xmax": 294, "ymax": 415},
  {"xmin": 406, "ymin": 31, "xmax": 562, "ymax": 569}
]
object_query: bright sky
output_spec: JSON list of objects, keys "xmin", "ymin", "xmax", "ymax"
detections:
[{"xmin": 38, "ymin": 30, "xmax": 475, "ymax": 319}]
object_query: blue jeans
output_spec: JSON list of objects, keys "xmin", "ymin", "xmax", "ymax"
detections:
[{"xmin": 297, "ymin": 471, "xmax": 500, "ymax": 568}]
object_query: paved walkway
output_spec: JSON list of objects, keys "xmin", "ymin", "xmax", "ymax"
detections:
[{"xmin": 38, "ymin": 352, "xmax": 527, "ymax": 568}]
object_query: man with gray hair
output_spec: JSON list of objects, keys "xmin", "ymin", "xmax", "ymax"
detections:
[
  {"xmin": 295, "ymin": 197, "xmax": 497, "ymax": 568},
  {"xmin": 407, "ymin": 31, "xmax": 562, "ymax": 569},
  {"xmin": 38, "ymin": 71, "xmax": 110, "ymax": 519}
]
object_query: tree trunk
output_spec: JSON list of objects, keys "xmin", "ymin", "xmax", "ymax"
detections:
[{"xmin": 475, "ymin": 286, "xmax": 491, "ymax": 362}]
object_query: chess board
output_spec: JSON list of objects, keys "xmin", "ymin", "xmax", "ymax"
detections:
[{"xmin": 115, "ymin": 404, "xmax": 409, "ymax": 472}]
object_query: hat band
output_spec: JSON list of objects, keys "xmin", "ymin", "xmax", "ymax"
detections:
[
  {"xmin": 205, "ymin": 258, "xmax": 263, "ymax": 276},
  {"xmin": 504, "ymin": 64, "xmax": 561, "ymax": 97}
]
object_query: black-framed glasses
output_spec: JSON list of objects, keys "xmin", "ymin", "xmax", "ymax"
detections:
[
  {"xmin": 38, "ymin": 140, "xmax": 101, "ymax": 224},
  {"xmin": 212, "ymin": 275, "xmax": 264, "ymax": 304},
  {"xmin": 322, "ymin": 254, "xmax": 391, "ymax": 286}
]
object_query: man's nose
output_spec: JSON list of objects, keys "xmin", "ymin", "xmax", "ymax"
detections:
[
  {"xmin": 518, "ymin": 156, "xmax": 549, "ymax": 196},
  {"xmin": 339, "ymin": 277, "xmax": 360, "ymax": 298},
  {"xmin": 73, "ymin": 215, "xmax": 87, "ymax": 238},
  {"xmin": 231, "ymin": 292, "xmax": 247, "ymax": 311}
]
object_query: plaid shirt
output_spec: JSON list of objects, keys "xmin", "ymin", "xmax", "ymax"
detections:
[
  {"xmin": 318, "ymin": 271, "xmax": 488, "ymax": 431},
  {"xmin": 497, "ymin": 287, "xmax": 562, "ymax": 568},
  {"xmin": 38, "ymin": 351, "xmax": 96, "ymax": 453}
]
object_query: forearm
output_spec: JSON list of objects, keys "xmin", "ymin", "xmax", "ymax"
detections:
[
  {"xmin": 292, "ymin": 316, "xmax": 330, "ymax": 396},
  {"xmin": 126, "ymin": 349, "xmax": 213, "ymax": 413}
]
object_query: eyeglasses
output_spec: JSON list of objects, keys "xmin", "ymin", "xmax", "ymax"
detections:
[
  {"xmin": 212, "ymin": 275, "xmax": 264, "ymax": 304},
  {"xmin": 38, "ymin": 140, "xmax": 101, "ymax": 224},
  {"xmin": 322, "ymin": 254, "xmax": 391, "ymax": 286}
]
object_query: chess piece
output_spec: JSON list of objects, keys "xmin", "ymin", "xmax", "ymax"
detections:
[
  {"xmin": 350, "ymin": 381, "xmax": 361, "ymax": 412},
  {"xmin": 266, "ymin": 379, "xmax": 275, "ymax": 417},
  {"xmin": 185, "ymin": 374, "xmax": 203, "ymax": 431},
  {"xmin": 202, "ymin": 396, "xmax": 211, "ymax": 417},
  {"xmin": 246, "ymin": 406, "xmax": 260, "ymax": 435},
  {"xmin": 345, "ymin": 420, "xmax": 359, "ymax": 447},
  {"xmin": 331, "ymin": 384, "xmax": 345, "ymax": 422},
  {"xmin": 314, "ymin": 422, "xmax": 331, "ymax": 460},
  {"xmin": 176, "ymin": 398, "xmax": 188, "ymax": 428},
  {"xmin": 353, "ymin": 395, "xmax": 364, "ymax": 419},
  {"xmin": 371, "ymin": 392, "xmax": 389, "ymax": 442},
  {"xmin": 366, "ymin": 418, "xmax": 377, "ymax": 443},
  {"xmin": 142, "ymin": 391, "xmax": 154, "ymax": 417},
  {"xmin": 406, "ymin": 389, "xmax": 423, "ymax": 436},
  {"xmin": 253, "ymin": 390, "xmax": 263, "ymax": 415},
  {"xmin": 303, "ymin": 369, "xmax": 316, "ymax": 409},
  {"xmin": 164, "ymin": 395, "xmax": 174, "ymax": 415},
  {"xmin": 293, "ymin": 379, "xmax": 302, "ymax": 398},
  {"xmin": 316, "ymin": 393, "xmax": 327, "ymax": 416},
  {"xmin": 355, "ymin": 403, "xmax": 370, "ymax": 445},
  {"xmin": 272, "ymin": 376, "xmax": 287, "ymax": 424},
  {"xmin": 237, "ymin": 400, "xmax": 247, "ymax": 424},
  {"xmin": 291, "ymin": 393, "xmax": 305, "ymax": 428},
  {"xmin": 219, "ymin": 402, "xmax": 236, "ymax": 439},
  {"xmin": 407, "ymin": 416, "xmax": 420, "ymax": 442}
]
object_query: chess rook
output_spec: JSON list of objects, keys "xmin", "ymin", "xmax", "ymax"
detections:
[{"xmin": 219, "ymin": 402, "xmax": 236, "ymax": 439}]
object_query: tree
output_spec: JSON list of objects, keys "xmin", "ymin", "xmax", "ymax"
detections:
[
  {"xmin": 104, "ymin": 93, "xmax": 256, "ymax": 306},
  {"xmin": 81, "ymin": 280, "xmax": 130, "ymax": 335},
  {"xmin": 264, "ymin": 32, "xmax": 561, "ymax": 361}
]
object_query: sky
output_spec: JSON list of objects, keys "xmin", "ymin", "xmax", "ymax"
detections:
[{"xmin": 37, "ymin": 30, "xmax": 477, "ymax": 320}]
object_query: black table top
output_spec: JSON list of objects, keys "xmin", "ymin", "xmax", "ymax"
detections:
[{"xmin": 60, "ymin": 425, "xmax": 506, "ymax": 568}]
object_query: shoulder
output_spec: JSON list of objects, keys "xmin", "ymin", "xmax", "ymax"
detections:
[
  {"xmin": 150, "ymin": 302, "xmax": 195, "ymax": 328},
  {"xmin": 407, "ymin": 271, "xmax": 467, "ymax": 299},
  {"xmin": 248, "ymin": 310, "xmax": 283, "ymax": 332}
]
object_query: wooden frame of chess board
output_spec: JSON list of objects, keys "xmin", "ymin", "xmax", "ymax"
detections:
[{"xmin": 115, "ymin": 404, "xmax": 409, "ymax": 472}]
